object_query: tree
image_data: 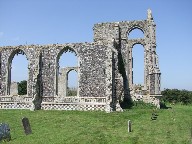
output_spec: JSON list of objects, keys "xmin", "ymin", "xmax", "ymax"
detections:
[
  {"xmin": 161, "ymin": 89, "xmax": 192, "ymax": 104},
  {"xmin": 18, "ymin": 80, "xmax": 27, "ymax": 95}
]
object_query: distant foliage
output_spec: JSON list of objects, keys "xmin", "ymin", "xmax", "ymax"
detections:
[
  {"xmin": 133, "ymin": 101, "xmax": 155, "ymax": 109},
  {"xmin": 67, "ymin": 88, "xmax": 77, "ymax": 96},
  {"xmin": 18, "ymin": 80, "xmax": 27, "ymax": 95},
  {"xmin": 161, "ymin": 89, "xmax": 192, "ymax": 104}
]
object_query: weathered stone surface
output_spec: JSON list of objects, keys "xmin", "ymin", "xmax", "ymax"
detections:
[
  {"xmin": 0, "ymin": 9, "xmax": 161, "ymax": 111},
  {"xmin": 10, "ymin": 82, "xmax": 18, "ymax": 95},
  {"xmin": 128, "ymin": 120, "xmax": 132, "ymax": 132},
  {"xmin": 22, "ymin": 117, "xmax": 32, "ymax": 135},
  {"xmin": 58, "ymin": 67, "xmax": 78, "ymax": 97}
]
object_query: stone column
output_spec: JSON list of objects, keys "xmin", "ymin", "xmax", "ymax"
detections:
[
  {"xmin": 7, "ymin": 63, "xmax": 12, "ymax": 95},
  {"xmin": 10, "ymin": 82, "xmax": 18, "ymax": 95},
  {"xmin": 58, "ymin": 68, "xmax": 67, "ymax": 97},
  {"xmin": 143, "ymin": 46, "xmax": 148, "ymax": 90},
  {"xmin": 105, "ymin": 40, "xmax": 114, "ymax": 112},
  {"xmin": 130, "ymin": 48, "xmax": 133, "ymax": 89}
]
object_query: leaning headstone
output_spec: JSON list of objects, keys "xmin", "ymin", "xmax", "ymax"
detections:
[
  {"xmin": 22, "ymin": 117, "xmax": 32, "ymax": 135},
  {"xmin": 0, "ymin": 123, "xmax": 11, "ymax": 142},
  {"xmin": 128, "ymin": 120, "xmax": 132, "ymax": 132}
]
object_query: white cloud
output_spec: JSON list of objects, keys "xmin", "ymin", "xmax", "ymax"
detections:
[{"xmin": 0, "ymin": 32, "xmax": 4, "ymax": 38}]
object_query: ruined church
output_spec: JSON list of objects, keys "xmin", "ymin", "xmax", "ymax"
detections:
[{"xmin": 0, "ymin": 9, "xmax": 161, "ymax": 112}]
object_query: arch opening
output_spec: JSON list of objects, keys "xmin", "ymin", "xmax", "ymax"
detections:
[
  {"xmin": 66, "ymin": 70, "xmax": 78, "ymax": 96},
  {"xmin": 132, "ymin": 44, "xmax": 144, "ymax": 90},
  {"xmin": 7, "ymin": 49, "xmax": 28, "ymax": 96},
  {"xmin": 56, "ymin": 47, "xmax": 78, "ymax": 97},
  {"xmin": 128, "ymin": 28, "xmax": 144, "ymax": 39}
]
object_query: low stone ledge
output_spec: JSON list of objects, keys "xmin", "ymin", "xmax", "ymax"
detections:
[
  {"xmin": 41, "ymin": 102, "xmax": 106, "ymax": 111},
  {"xmin": 0, "ymin": 102, "xmax": 33, "ymax": 109},
  {"xmin": 41, "ymin": 102, "xmax": 106, "ymax": 105}
]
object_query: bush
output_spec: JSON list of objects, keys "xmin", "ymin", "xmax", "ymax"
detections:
[
  {"xmin": 161, "ymin": 89, "xmax": 192, "ymax": 104},
  {"xmin": 18, "ymin": 80, "xmax": 27, "ymax": 95},
  {"xmin": 133, "ymin": 101, "xmax": 155, "ymax": 109}
]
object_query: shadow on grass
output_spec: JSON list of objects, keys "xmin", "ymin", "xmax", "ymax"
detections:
[
  {"xmin": 120, "ymin": 99, "xmax": 158, "ymax": 110},
  {"xmin": 120, "ymin": 98, "xmax": 173, "ymax": 110},
  {"xmin": 120, "ymin": 98, "xmax": 134, "ymax": 109},
  {"xmin": 160, "ymin": 102, "xmax": 172, "ymax": 109}
]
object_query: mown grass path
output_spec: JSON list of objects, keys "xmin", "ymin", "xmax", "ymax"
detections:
[{"xmin": 0, "ymin": 105, "xmax": 192, "ymax": 144}]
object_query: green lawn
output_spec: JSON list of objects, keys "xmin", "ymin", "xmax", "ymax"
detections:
[{"xmin": 0, "ymin": 104, "xmax": 192, "ymax": 144}]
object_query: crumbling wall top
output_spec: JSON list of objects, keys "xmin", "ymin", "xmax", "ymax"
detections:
[{"xmin": 0, "ymin": 42, "xmax": 96, "ymax": 49}]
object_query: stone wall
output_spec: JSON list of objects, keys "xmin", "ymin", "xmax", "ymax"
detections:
[
  {"xmin": 93, "ymin": 9, "xmax": 161, "ymax": 107},
  {"xmin": 0, "ymin": 9, "xmax": 161, "ymax": 111},
  {"xmin": 0, "ymin": 46, "xmax": 41, "ymax": 97}
]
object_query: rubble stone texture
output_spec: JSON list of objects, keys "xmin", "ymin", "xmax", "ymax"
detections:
[
  {"xmin": 58, "ymin": 67, "xmax": 78, "ymax": 97},
  {"xmin": 10, "ymin": 82, "xmax": 18, "ymax": 95},
  {"xmin": 0, "ymin": 9, "xmax": 161, "ymax": 112}
]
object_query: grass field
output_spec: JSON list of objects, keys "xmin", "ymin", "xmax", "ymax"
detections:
[{"xmin": 0, "ymin": 104, "xmax": 192, "ymax": 144}]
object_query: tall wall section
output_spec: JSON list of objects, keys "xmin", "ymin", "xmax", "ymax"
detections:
[
  {"xmin": 0, "ymin": 43, "xmax": 114, "ymax": 111},
  {"xmin": 0, "ymin": 9, "xmax": 161, "ymax": 111},
  {"xmin": 40, "ymin": 43, "xmax": 109, "ymax": 98},
  {"xmin": 93, "ymin": 9, "xmax": 161, "ymax": 107}
]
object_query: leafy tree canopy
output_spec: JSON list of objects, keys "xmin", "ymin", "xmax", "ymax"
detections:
[
  {"xmin": 18, "ymin": 80, "xmax": 27, "ymax": 95},
  {"xmin": 161, "ymin": 89, "xmax": 192, "ymax": 104}
]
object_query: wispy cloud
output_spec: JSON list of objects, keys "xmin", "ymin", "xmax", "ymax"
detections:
[{"xmin": 0, "ymin": 32, "xmax": 4, "ymax": 38}]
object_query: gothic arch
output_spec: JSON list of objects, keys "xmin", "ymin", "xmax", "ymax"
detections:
[
  {"xmin": 126, "ymin": 23, "xmax": 146, "ymax": 39},
  {"xmin": 132, "ymin": 44, "xmax": 145, "ymax": 84},
  {"xmin": 66, "ymin": 68, "xmax": 78, "ymax": 75},
  {"xmin": 126, "ymin": 40, "xmax": 147, "ymax": 89},
  {"xmin": 130, "ymin": 41, "xmax": 145, "ymax": 48},
  {"xmin": 127, "ymin": 26, "xmax": 145, "ymax": 39},
  {"xmin": 7, "ymin": 49, "xmax": 29, "ymax": 95},
  {"xmin": 56, "ymin": 46, "xmax": 78, "ymax": 59},
  {"xmin": 55, "ymin": 46, "xmax": 79, "ymax": 96},
  {"xmin": 66, "ymin": 68, "xmax": 78, "ymax": 97},
  {"xmin": 8, "ymin": 49, "xmax": 29, "ymax": 62}
]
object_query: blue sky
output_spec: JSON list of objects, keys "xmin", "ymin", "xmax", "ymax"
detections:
[{"xmin": 0, "ymin": 0, "xmax": 192, "ymax": 90}]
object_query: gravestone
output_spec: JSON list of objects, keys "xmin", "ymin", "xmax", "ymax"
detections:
[
  {"xmin": 128, "ymin": 120, "xmax": 132, "ymax": 132},
  {"xmin": 151, "ymin": 112, "xmax": 158, "ymax": 120},
  {"xmin": 0, "ymin": 123, "xmax": 11, "ymax": 142},
  {"xmin": 22, "ymin": 117, "xmax": 32, "ymax": 135}
]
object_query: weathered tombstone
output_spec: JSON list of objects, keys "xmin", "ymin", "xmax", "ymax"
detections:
[
  {"xmin": 151, "ymin": 109, "xmax": 158, "ymax": 120},
  {"xmin": 0, "ymin": 123, "xmax": 11, "ymax": 142},
  {"xmin": 128, "ymin": 120, "xmax": 132, "ymax": 132},
  {"xmin": 22, "ymin": 117, "xmax": 32, "ymax": 135},
  {"xmin": 151, "ymin": 113, "xmax": 155, "ymax": 120},
  {"xmin": 151, "ymin": 112, "xmax": 158, "ymax": 120}
]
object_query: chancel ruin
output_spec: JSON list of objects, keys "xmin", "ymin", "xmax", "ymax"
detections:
[{"xmin": 0, "ymin": 9, "xmax": 161, "ymax": 112}]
